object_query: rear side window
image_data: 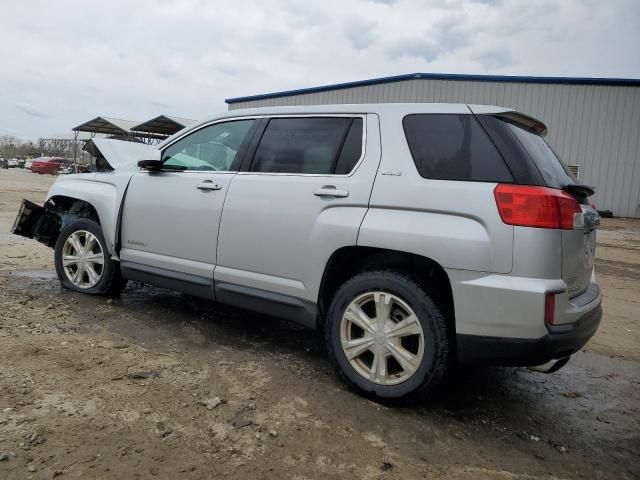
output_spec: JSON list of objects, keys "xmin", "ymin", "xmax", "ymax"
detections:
[
  {"xmin": 251, "ymin": 117, "xmax": 363, "ymax": 174},
  {"xmin": 506, "ymin": 122, "xmax": 576, "ymax": 189},
  {"xmin": 403, "ymin": 114, "xmax": 513, "ymax": 182}
]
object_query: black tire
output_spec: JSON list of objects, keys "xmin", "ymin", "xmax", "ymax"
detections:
[
  {"xmin": 54, "ymin": 218, "xmax": 123, "ymax": 295},
  {"xmin": 325, "ymin": 270, "xmax": 449, "ymax": 402}
]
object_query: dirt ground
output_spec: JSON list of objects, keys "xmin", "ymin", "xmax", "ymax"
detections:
[{"xmin": 0, "ymin": 168, "xmax": 638, "ymax": 480}]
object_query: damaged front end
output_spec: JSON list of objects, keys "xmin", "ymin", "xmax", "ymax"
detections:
[
  {"xmin": 12, "ymin": 198, "xmax": 98, "ymax": 248},
  {"xmin": 12, "ymin": 200, "xmax": 59, "ymax": 247},
  {"xmin": 12, "ymin": 139, "xmax": 150, "ymax": 250}
]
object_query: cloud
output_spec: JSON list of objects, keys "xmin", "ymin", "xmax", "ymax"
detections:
[
  {"xmin": 387, "ymin": 39, "xmax": 444, "ymax": 62},
  {"xmin": 473, "ymin": 48, "xmax": 514, "ymax": 69},
  {"xmin": 344, "ymin": 18, "xmax": 378, "ymax": 50},
  {"xmin": 12, "ymin": 102, "xmax": 50, "ymax": 118},
  {"xmin": 0, "ymin": 0, "xmax": 638, "ymax": 139},
  {"xmin": 149, "ymin": 100, "xmax": 174, "ymax": 109}
]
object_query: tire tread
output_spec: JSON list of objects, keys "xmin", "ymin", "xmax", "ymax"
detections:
[
  {"xmin": 54, "ymin": 218, "xmax": 122, "ymax": 296},
  {"xmin": 325, "ymin": 269, "xmax": 450, "ymax": 402}
]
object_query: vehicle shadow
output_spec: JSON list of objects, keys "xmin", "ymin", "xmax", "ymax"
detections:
[
  {"xmin": 114, "ymin": 282, "xmax": 548, "ymax": 413},
  {"xmin": 12, "ymin": 274, "xmax": 632, "ymax": 425},
  {"xmin": 32, "ymin": 277, "xmax": 572, "ymax": 412},
  {"xmin": 9, "ymin": 272, "xmax": 638, "ymax": 476}
]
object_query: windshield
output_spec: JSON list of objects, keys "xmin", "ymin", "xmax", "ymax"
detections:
[{"xmin": 506, "ymin": 123, "xmax": 577, "ymax": 189}]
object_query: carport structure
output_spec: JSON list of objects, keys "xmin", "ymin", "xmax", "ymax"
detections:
[
  {"xmin": 71, "ymin": 114, "xmax": 198, "ymax": 165},
  {"xmin": 71, "ymin": 116, "xmax": 160, "ymax": 165},
  {"xmin": 131, "ymin": 115, "xmax": 196, "ymax": 138},
  {"xmin": 72, "ymin": 116, "xmax": 166, "ymax": 144}
]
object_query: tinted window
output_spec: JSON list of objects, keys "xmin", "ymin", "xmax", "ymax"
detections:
[
  {"xmin": 251, "ymin": 117, "xmax": 360, "ymax": 174},
  {"xmin": 403, "ymin": 114, "xmax": 513, "ymax": 182},
  {"xmin": 506, "ymin": 123, "xmax": 576, "ymax": 188},
  {"xmin": 335, "ymin": 119, "xmax": 363, "ymax": 174},
  {"xmin": 163, "ymin": 119, "xmax": 254, "ymax": 171}
]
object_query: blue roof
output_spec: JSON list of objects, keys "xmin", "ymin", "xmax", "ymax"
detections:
[{"xmin": 225, "ymin": 72, "xmax": 640, "ymax": 104}]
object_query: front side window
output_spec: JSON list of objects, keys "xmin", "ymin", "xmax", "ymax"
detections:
[
  {"xmin": 250, "ymin": 117, "xmax": 363, "ymax": 174},
  {"xmin": 163, "ymin": 119, "xmax": 255, "ymax": 171},
  {"xmin": 403, "ymin": 114, "xmax": 513, "ymax": 182}
]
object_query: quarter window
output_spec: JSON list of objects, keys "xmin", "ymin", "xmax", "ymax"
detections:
[
  {"xmin": 403, "ymin": 114, "xmax": 513, "ymax": 182},
  {"xmin": 506, "ymin": 122, "xmax": 576, "ymax": 189},
  {"xmin": 335, "ymin": 119, "xmax": 363, "ymax": 174},
  {"xmin": 250, "ymin": 117, "xmax": 363, "ymax": 174},
  {"xmin": 163, "ymin": 119, "xmax": 255, "ymax": 171}
]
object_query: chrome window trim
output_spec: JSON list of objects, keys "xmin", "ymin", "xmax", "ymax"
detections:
[{"xmin": 140, "ymin": 170, "xmax": 238, "ymax": 176}]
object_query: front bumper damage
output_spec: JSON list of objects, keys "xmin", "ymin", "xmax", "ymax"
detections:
[
  {"xmin": 13, "ymin": 197, "xmax": 109, "ymax": 251},
  {"xmin": 12, "ymin": 198, "xmax": 95, "ymax": 248},
  {"xmin": 11, "ymin": 199, "xmax": 61, "ymax": 247}
]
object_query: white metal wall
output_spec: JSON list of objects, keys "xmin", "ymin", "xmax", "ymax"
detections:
[{"xmin": 229, "ymin": 79, "xmax": 640, "ymax": 218}]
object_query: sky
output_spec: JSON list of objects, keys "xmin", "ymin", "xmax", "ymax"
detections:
[{"xmin": 1, "ymin": 0, "xmax": 639, "ymax": 139}]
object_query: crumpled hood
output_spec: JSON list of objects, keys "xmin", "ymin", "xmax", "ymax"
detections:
[{"xmin": 83, "ymin": 138, "xmax": 154, "ymax": 171}]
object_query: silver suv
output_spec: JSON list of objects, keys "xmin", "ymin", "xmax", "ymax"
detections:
[{"xmin": 13, "ymin": 104, "xmax": 602, "ymax": 401}]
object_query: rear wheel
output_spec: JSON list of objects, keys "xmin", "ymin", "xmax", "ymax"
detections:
[
  {"xmin": 325, "ymin": 270, "xmax": 449, "ymax": 401},
  {"xmin": 54, "ymin": 219, "xmax": 124, "ymax": 295}
]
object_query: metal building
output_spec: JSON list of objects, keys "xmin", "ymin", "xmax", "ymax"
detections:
[{"xmin": 226, "ymin": 73, "xmax": 640, "ymax": 218}]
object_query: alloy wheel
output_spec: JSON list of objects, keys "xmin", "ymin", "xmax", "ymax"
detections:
[
  {"xmin": 340, "ymin": 291, "xmax": 425, "ymax": 385},
  {"xmin": 61, "ymin": 230, "xmax": 105, "ymax": 289}
]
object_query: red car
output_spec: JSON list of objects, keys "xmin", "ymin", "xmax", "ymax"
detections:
[{"xmin": 30, "ymin": 157, "xmax": 68, "ymax": 175}]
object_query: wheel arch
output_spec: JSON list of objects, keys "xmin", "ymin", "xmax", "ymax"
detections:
[
  {"xmin": 318, "ymin": 246, "xmax": 455, "ymax": 344},
  {"xmin": 25, "ymin": 195, "xmax": 103, "ymax": 249},
  {"xmin": 43, "ymin": 177, "xmax": 125, "ymax": 254},
  {"xmin": 48, "ymin": 195, "xmax": 102, "ymax": 224}
]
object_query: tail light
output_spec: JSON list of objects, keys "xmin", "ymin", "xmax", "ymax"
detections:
[
  {"xmin": 545, "ymin": 293, "xmax": 556, "ymax": 325},
  {"xmin": 494, "ymin": 184, "xmax": 582, "ymax": 230}
]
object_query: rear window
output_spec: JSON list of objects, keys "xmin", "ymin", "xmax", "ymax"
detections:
[
  {"xmin": 403, "ymin": 114, "xmax": 513, "ymax": 182},
  {"xmin": 506, "ymin": 122, "xmax": 576, "ymax": 189}
]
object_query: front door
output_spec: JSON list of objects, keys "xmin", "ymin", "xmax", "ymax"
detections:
[{"xmin": 119, "ymin": 118, "xmax": 257, "ymax": 298}]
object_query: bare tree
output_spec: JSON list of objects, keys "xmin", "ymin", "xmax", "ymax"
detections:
[{"xmin": 0, "ymin": 134, "xmax": 20, "ymax": 157}]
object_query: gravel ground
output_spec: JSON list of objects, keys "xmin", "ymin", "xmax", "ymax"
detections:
[{"xmin": 0, "ymin": 168, "xmax": 638, "ymax": 479}]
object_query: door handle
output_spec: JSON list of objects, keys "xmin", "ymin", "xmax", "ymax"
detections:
[
  {"xmin": 313, "ymin": 186, "xmax": 349, "ymax": 198},
  {"xmin": 197, "ymin": 181, "xmax": 222, "ymax": 191}
]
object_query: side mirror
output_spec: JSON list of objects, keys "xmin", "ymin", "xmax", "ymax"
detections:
[
  {"xmin": 137, "ymin": 150, "xmax": 161, "ymax": 170},
  {"xmin": 137, "ymin": 159, "xmax": 163, "ymax": 171}
]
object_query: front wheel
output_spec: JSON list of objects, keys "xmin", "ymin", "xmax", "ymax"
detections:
[
  {"xmin": 54, "ymin": 219, "xmax": 124, "ymax": 295},
  {"xmin": 325, "ymin": 271, "xmax": 450, "ymax": 402}
]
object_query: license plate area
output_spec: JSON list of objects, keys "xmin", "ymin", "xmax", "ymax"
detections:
[{"xmin": 582, "ymin": 230, "xmax": 596, "ymax": 269}]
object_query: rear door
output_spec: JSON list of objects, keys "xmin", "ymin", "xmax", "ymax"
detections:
[{"xmin": 215, "ymin": 114, "xmax": 380, "ymax": 308}]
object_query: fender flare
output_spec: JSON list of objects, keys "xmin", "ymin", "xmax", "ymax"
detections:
[{"xmin": 46, "ymin": 175, "xmax": 133, "ymax": 255}]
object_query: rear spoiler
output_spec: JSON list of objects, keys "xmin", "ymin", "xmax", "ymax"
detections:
[
  {"xmin": 467, "ymin": 105, "xmax": 548, "ymax": 137},
  {"xmin": 562, "ymin": 183, "xmax": 595, "ymax": 198}
]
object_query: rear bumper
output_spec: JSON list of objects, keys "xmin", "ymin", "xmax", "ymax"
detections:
[{"xmin": 456, "ymin": 303, "xmax": 602, "ymax": 366}]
